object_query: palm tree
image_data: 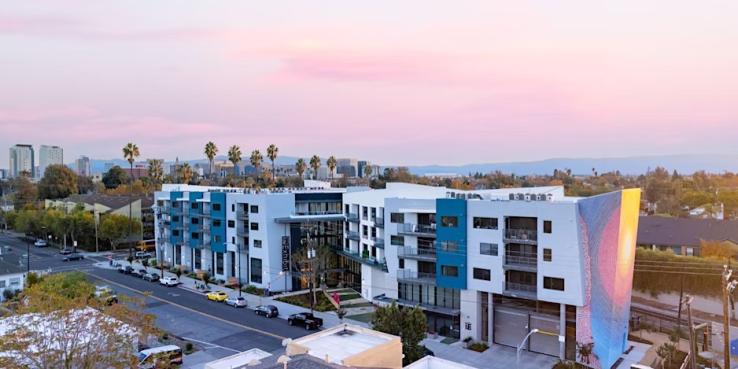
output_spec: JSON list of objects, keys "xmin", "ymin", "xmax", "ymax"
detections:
[
  {"xmin": 309, "ymin": 155, "xmax": 321, "ymax": 180},
  {"xmin": 204, "ymin": 142, "xmax": 218, "ymax": 179},
  {"xmin": 147, "ymin": 159, "xmax": 164, "ymax": 186},
  {"xmin": 180, "ymin": 163, "xmax": 194, "ymax": 184},
  {"xmin": 363, "ymin": 164, "xmax": 373, "ymax": 178},
  {"xmin": 250, "ymin": 150, "xmax": 263, "ymax": 176},
  {"xmin": 295, "ymin": 158, "xmax": 307, "ymax": 179},
  {"xmin": 326, "ymin": 156, "xmax": 337, "ymax": 179},
  {"xmin": 227, "ymin": 145, "xmax": 242, "ymax": 177},
  {"xmin": 122, "ymin": 142, "xmax": 140, "ymax": 258},
  {"xmin": 266, "ymin": 144, "xmax": 278, "ymax": 182}
]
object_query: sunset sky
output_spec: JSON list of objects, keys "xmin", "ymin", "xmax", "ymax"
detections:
[{"xmin": 2, "ymin": 1, "xmax": 737, "ymax": 166}]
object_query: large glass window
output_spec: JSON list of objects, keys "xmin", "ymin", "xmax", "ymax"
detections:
[
  {"xmin": 473, "ymin": 268, "xmax": 491, "ymax": 281},
  {"xmin": 216, "ymin": 252, "xmax": 224, "ymax": 275},
  {"xmin": 250, "ymin": 258, "xmax": 263, "ymax": 283},
  {"xmin": 480, "ymin": 243, "xmax": 498, "ymax": 256},
  {"xmin": 391, "ymin": 235, "xmax": 405, "ymax": 246},
  {"xmin": 543, "ymin": 248, "xmax": 552, "ymax": 262},
  {"xmin": 543, "ymin": 220, "xmax": 552, "ymax": 234},
  {"xmin": 440, "ymin": 216, "xmax": 458, "ymax": 228},
  {"xmin": 253, "ymin": 239, "xmax": 262, "ymax": 248},
  {"xmin": 390, "ymin": 213, "xmax": 404, "ymax": 223},
  {"xmin": 440, "ymin": 241, "xmax": 458, "ymax": 252},
  {"xmin": 543, "ymin": 277, "xmax": 564, "ymax": 291},
  {"xmin": 250, "ymin": 205, "xmax": 259, "ymax": 213},
  {"xmin": 441, "ymin": 265, "xmax": 459, "ymax": 277},
  {"xmin": 473, "ymin": 217, "xmax": 498, "ymax": 229}
]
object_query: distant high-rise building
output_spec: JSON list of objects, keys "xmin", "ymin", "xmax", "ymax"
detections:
[
  {"xmin": 76, "ymin": 156, "xmax": 91, "ymax": 177},
  {"xmin": 336, "ymin": 158, "xmax": 358, "ymax": 178},
  {"xmin": 39, "ymin": 145, "xmax": 63, "ymax": 178},
  {"xmin": 104, "ymin": 162, "xmax": 116, "ymax": 173},
  {"xmin": 9, "ymin": 144, "xmax": 34, "ymax": 178}
]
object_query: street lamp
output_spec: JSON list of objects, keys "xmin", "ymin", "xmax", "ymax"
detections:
[{"xmin": 236, "ymin": 242, "xmax": 242, "ymax": 297}]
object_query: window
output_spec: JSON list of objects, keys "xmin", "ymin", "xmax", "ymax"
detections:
[
  {"xmin": 391, "ymin": 235, "xmax": 405, "ymax": 246},
  {"xmin": 191, "ymin": 217, "xmax": 199, "ymax": 224},
  {"xmin": 543, "ymin": 277, "xmax": 565, "ymax": 291},
  {"xmin": 250, "ymin": 222, "xmax": 259, "ymax": 231},
  {"xmin": 227, "ymin": 220, "xmax": 235, "ymax": 228},
  {"xmin": 473, "ymin": 217, "xmax": 498, "ymax": 229},
  {"xmin": 345, "ymin": 204, "xmax": 350, "ymax": 214},
  {"xmin": 231, "ymin": 204, "xmax": 235, "ymax": 212},
  {"xmin": 543, "ymin": 220, "xmax": 552, "ymax": 234},
  {"xmin": 173, "ymin": 216, "xmax": 180, "ymax": 222},
  {"xmin": 254, "ymin": 239, "xmax": 262, "ymax": 248},
  {"xmin": 473, "ymin": 268, "xmax": 491, "ymax": 281},
  {"xmin": 440, "ymin": 241, "xmax": 458, "ymax": 252},
  {"xmin": 440, "ymin": 216, "xmax": 458, "ymax": 228},
  {"xmin": 480, "ymin": 243, "xmax": 498, "ymax": 256},
  {"xmin": 399, "ymin": 258, "xmax": 405, "ymax": 269},
  {"xmin": 250, "ymin": 205, "xmax": 259, "ymax": 213},
  {"xmin": 216, "ymin": 252, "xmax": 224, "ymax": 275},
  {"xmin": 213, "ymin": 220, "xmax": 221, "ymax": 227},
  {"xmin": 231, "ymin": 236, "xmax": 235, "ymax": 244},
  {"xmin": 0, "ymin": 280, "xmax": 6, "ymax": 288},
  {"xmin": 172, "ymin": 230, "xmax": 180, "ymax": 236},
  {"xmin": 362, "ymin": 225, "xmax": 368, "ymax": 238},
  {"xmin": 362, "ymin": 206, "xmax": 368, "ymax": 219},
  {"xmin": 191, "ymin": 202, "xmax": 198, "ymax": 209},
  {"xmin": 543, "ymin": 248, "xmax": 552, "ymax": 262},
  {"xmin": 191, "ymin": 232, "xmax": 199, "ymax": 239},
  {"xmin": 441, "ymin": 265, "xmax": 459, "ymax": 277},
  {"xmin": 390, "ymin": 213, "xmax": 404, "ymax": 223},
  {"xmin": 212, "ymin": 203, "xmax": 221, "ymax": 211},
  {"xmin": 250, "ymin": 258, "xmax": 263, "ymax": 283},
  {"xmin": 371, "ymin": 227, "xmax": 376, "ymax": 237},
  {"xmin": 10, "ymin": 277, "xmax": 21, "ymax": 287}
]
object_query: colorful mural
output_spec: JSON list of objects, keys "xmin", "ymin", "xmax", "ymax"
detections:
[{"xmin": 576, "ymin": 189, "xmax": 640, "ymax": 369}]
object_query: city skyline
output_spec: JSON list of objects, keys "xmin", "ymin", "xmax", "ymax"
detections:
[{"xmin": 2, "ymin": 1, "xmax": 738, "ymax": 166}]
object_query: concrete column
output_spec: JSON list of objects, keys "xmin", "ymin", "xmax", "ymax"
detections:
[
  {"xmin": 488, "ymin": 293, "xmax": 494, "ymax": 345},
  {"xmin": 559, "ymin": 303, "xmax": 566, "ymax": 360}
]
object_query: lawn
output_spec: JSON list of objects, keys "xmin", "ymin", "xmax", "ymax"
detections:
[
  {"xmin": 346, "ymin": 312, "xmax": 375, "ymax": 323},
  {"xmin": 276, "ymin": 292, "xmax": 336, "ymax": 312}
]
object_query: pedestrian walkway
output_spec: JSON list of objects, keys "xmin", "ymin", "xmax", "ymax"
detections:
[
  {"xmin": 97, "ymin": 259, "xmax": 370, "ymax": 329},
  {"xmin": 421, "ymin": 336, "xmax": 558, "ymax": 369}
]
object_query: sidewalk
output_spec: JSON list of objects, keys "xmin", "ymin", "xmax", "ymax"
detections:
[{"xmin": 98, "ymin": 258, "xmax": 369, "ymax": 329}]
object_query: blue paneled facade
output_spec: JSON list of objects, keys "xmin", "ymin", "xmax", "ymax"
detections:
[
  {"xmin": 169, "ymin": 191, "xmax": 184, "ymax": 246},
  {"xmin": 187, "ymin": 192, "xmax": 203, "ymax": 249},
  {"xmin": 435, "ymin": 198, "xmax": 467, "ymax": 289},
  {"xmin": 209, "ymin": 192, "xmax": 227, "ymax": 253}
]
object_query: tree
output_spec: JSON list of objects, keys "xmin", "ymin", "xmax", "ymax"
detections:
[
  {"xmin": 100, "ymin": 214, "xmax": 141, "ymax": 251},
  {"xmin": 147, "ymin": 159, "xmax": 164, "ymax": 185},
  {"xmin": 267, "ymin": 144, "xmax": 279, "ymax": 182},
  {"xmin": 77, "ymin": 175, "xmax": 94, "ymax": 194},
  {"xmin": 102, "ymin": 166, "xmax": 128, "ymax": 189},
  {"xmin": 372, "ymin": 302, "xmax": 428, "ymax": 365},
  {"xmin": 38, "ymin": 164, "xmax": 79, "ymax": 200},
  {"xmin": 228, "ymin": 145, "xmax": 242, "ymax": 176},
  {"xmin": 8, "ymin": 176, "xmax": 38, "ymax": 209},
  {"xmin": 295, "ymin": 158, "xmax": 307, "ymax": 179},
  {"xmin": 250, "ymin": 150, "xmax": 263, "ymax": 176},
  {"xmin": 204, "ymin": 141, "xmax": 218, "ymax": 179},
  {"xmin": 122, "ymin": 142, "xmax": 140, "ymax": 258},
  {"xmin": 364, "ymin": 164, "xmax": 373, "ymax": 178},
  {"xmin": 326, "ymin": 156, "xmax": 337, "ymax": 179},
  {"xmin": 309, "ymin": 155, "xmax": 321, "ymax": 180},
  {"xmin": 179, "ymin": 163, "xmax": 193, "ymax": 184}
]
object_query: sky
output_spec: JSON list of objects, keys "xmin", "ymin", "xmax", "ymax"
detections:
[{"xmin": 1, "ymin": 1, "xmax": 738, "ymax": 166}]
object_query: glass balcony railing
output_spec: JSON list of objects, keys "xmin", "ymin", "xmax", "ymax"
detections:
[
  {"xmin": 398, "ymin": 223, "xmax": 436, "ymax": 237},
  {"xmin": 346, "ymin": 231, "xmax": 360, "ymax": 241},
  {"xmin": 504, "ymin": 252, "xmax": 538, "ymax": 268},
  {"xmin": 504, "ymin": 229, "xmax": 538, "ymax": 243},
  {"xmin": 505, "ymin": 282, "xmax": 537, "ymax": 294},
  {"xmin": 372, "ymin": 217, "xmax": 384, "ymax": 227},
  {"xmin": 372, "ymin": 237, "xmax": 384, "ymax": 248},
  {"xmin": 346, "ymin": 213, "xmax": 359, "ymax": 222},
  {"xmin": 397, "ymin": 270, "xmax": 436, "ymax": 284},
  {"xmin": 397, "ymin": 247, "xmax": 436, "ymax": 260}
]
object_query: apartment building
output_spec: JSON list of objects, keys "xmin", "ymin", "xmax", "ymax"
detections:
[
  {"xmin": 76, "ymin": 156, "xmax": 91, "ymax": 177},
  {"xmin": 38, "ymin": 145, "xmax": 63, "ymax": 178},
  {"xmin": 344, "ymin": 183, "xmax": 640, "ymax": 369},
  {"xmin": 154, "ymin": 181, "xmax": 347, "ymax": 292},
  {"xmin": 8, "ymin": 144, "xmax": 34, "ymax": 178}
]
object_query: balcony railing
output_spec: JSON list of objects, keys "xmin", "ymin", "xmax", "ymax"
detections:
[
  {"xmin": 237, "ymin": 226, "xmax": 249, "ymax": 237},
  {"xmin": 236, "ymin": 209, "xmax": 249, "ymax": 220},
  {"xmin": 397, "ymin": 247, "xmax": 436, "ymax": 260},
  {"xmin": 397, "ymin": 270, "xmax": 436, "ymax": 284},
  {"xmin": 372, "ymin": 237, "xmax": 384, "ymax": 248},
  {"xmin": 504, "ymin": 228, "xmax": 538, "ymax": 243},
  {"xmin": 505, "ymin": 282, "xmax": 537, "ymax": 294},
  {"xmin": 504, "ymin": 252, "xmax": 538, "ymax": 267},
  {"xmin": 398, "ymin": 223, "xmax": 436, "ymax": 237},
  {"xmin": 346, "ymin": 213, "xmax": 359, "ymax": 222},
  {"xmin": 338, "ymin": 248, "xmax": 388, "ymax": 271},
  {"xmin": 373, "ymin": 217, "xmax": 384, "ymax": 227},
  {"xmin": 346, "ymin": 231, "xmax": 360, "ymax": 241},
  {"xmin": 201, "ymin": 208, "xmax": 212, "ymax": 217}
]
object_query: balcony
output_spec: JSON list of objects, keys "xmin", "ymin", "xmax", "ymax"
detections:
[
  {"xmin": 504, "ymin": 282, "xmax": 537, "ymax": 299},
  {"xmin": 236, "ymin": 209, "xmax": 249, "ymax": 220},
  {"xmin": 504, "ymin": 228, "xmax": 538, "ymax": 244},
  {"xmin": 346, "ymin": 231, "xmax": 360, "ymax": 241},
  {"xmin": 237, "ymin": 226, "xmax": 250, "ymax": 237},
  {"xmin": 398, "ymin": 223, "xmax": 436, "ymax": 238},
  {"xmin": 397, "ymin": 270, "xmax": 436, "ymax": 285},
  {"xmin": 397, "ymin": 247, "xmax": 436, "ymax": 261},
  {"xmin": 372, "ymin": 237, "xmax": 384, "ymax": 248},
  {"xmin": 373, "ymin": 217, "xmax": 384, "ymax": 227},
  {"xmin": 170, "ymin": 207, "xmax": 183, "ymax": 215},
  {"xmin": 203, "ymin": 235, "xmax": 211, "ymax": 247},
  {"xmin": 346, "ymin": 213, "xmax": 359, "ymax": 223},
  {"xmin": 201, "ymin": 208, "xmax": 212, "ymax": 217},
  {"xmin": 337, "ymin": 248, "xmax": 388, "ymax": 271},
  {"xmin": 504, "ymin": 251, "xmax": 538, "ymax": 272}
]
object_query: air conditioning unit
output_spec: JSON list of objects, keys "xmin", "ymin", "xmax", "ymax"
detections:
[
  {"xmin": 547, "ymin": 193, "xmax": 553, "ymax": 201},
  {"xmin": 516, "ymin": 193, "xmax": 525, "ymax": 201},
  {"xmin": 524, "ymin": 194, "xmax": 532, "ymax": 202},
  {"xmin": 509, "ymin": 193, "xmax": 516, "ymax": 200},
  {"xmin": 537, "ymin": 194, "xmax": 546, "ymax": 201}
]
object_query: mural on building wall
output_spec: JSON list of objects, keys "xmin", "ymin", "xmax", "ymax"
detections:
[{"xmin": 576, "ymin": 189, "xmax": 640, "ymax": 369}]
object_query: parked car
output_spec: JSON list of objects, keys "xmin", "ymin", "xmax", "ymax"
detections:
[
  {"xmin": 137, "ymin": 345, "xmax": 183, "ymax": 369},
  {"xmin": 206, "ymin": 291, "xmax": 228, "ymax": 302},
  {"xmin": 160, "ymin": 276, "xmax": 179, "ymax": 286},
  {"xmin": 254, "ymin": 305, "xmax": 279, "ymax": 318},
  {"xmin": 142, "ymin": 273, "xmax": 160, "ymax": 282},
  {"xmin": 62, "ymin": 253, "xmax": 84, "ymax": 262},
  {"xmin": 33, "ymin": 239, "xmax": 47, "ymax": 247},
  {"xmin": 118, "ymin": 265, "xmax": 134, "ymax": 274},
  {"xmin": 60, "ymin": 248, "xmax": 73, "ymax": 255},
  {"xmin": 135, "ymin": 251, "xmax": 152, "ymax": 259},
  {"xmin": 287, "ymin": 312, "xmax": 323, "ymax": 330},
  {"xmin": 131, "ymin": 268, "xmax": 147, "ymax": 278},
  {"xmin": 225, "ymin": 296, "xmax": 247, "ymax": 308}
]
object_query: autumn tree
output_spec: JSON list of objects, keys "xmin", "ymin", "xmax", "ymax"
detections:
[
  {"xmin": 372, "ymin": 302, "xmax": 428, "ymax": 365},
  {"xmin": 100, "ymin": 214, "xmax": 142, "ymax": 250},
  {"xmin": 38, "ymin": 164, "xmax": 79, "ymax": 200}
]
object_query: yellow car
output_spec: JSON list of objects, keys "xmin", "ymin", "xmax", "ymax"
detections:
[{"xmin": 206, "ymin": 291, "xmax": 228, "ymax": 302}]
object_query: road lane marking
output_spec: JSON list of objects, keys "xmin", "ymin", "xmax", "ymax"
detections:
[
  {"xmin": 180, "ymin": 337, "xmax": 241, "ymax": 353},
  {"xmin": 84, "ymin": 272, "xmax": 288, "ymax": 341}
]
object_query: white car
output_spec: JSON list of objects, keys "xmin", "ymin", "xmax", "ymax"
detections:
[
  {"xmin": 34, "ymin": 239, "xmax": 47, "ymax": 247},
  {"xmin": 159, "ymin": 276, "xmax": 179, "ymax": 287},
  {"xmin": 224, "ymin": 296, "xmax": 247, "ymax": 308}
]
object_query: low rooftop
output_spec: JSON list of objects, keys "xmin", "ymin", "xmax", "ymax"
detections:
[
  {"xmin": 0, "ymin": 252, "xmax": 26, "ymax": 275},
  {"xmin": 287, "ymin": 324, "xmax": 397, "ymax": 364},
  {"xmin": 637, "ymin": 215, "xmax": 738, "ymax": 247}
]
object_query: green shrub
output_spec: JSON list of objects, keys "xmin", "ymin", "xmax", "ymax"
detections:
[{"xmin": 467, "ymin": 342, "xmax": 488, "ymax": 352}]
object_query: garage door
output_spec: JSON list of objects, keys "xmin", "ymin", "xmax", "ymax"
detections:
[
  {"xmin": 494, "ymin": 308, "xmax": 528, "ymax": 348},
  {"xmin": 529, "ymin": 314, "xmax": 560, "ymax": 356}
]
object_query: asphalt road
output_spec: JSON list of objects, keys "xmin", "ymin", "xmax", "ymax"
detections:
[{"xmin": 0, "ymin": 232, "xmax": 101, "ymax": 272}]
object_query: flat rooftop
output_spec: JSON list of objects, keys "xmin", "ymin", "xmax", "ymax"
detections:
[{"xmin": 291, "ymin": 324, "xmax": 395, "ymax": 364}]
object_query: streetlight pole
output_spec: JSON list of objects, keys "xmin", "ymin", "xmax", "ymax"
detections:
[
  {"xmin": 683, "ymin": 295, "xmax": 697, "ymax": 369},
  {"xmin": 723, "ymin": 266, "xmax": 738, "ymax": 369},
  {"xmin": 237, "ymin": 242, "xmax": 242, "ymax": 297}
]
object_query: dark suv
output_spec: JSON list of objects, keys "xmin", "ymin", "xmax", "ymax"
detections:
[
  {"xmin": 287, "ymin": 312, "xmax": 323, "ymax": 330},
  {"xmin": 254, "ymin": 305, "xmax": 279, "ymax": 318}
]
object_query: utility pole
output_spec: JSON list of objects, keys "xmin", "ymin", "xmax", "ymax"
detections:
[
  {"xmin": 683, "ymin": 295, "xmax": 697, "ymax": 369},
  {"xmin": 722, "ymin": 265, "xmax": 737, "ymax": 369}
]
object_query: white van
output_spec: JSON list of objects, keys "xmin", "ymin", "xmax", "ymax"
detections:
[{"xmin": 137, "ymin": 345, "xmax": 183, "ymax": 368}]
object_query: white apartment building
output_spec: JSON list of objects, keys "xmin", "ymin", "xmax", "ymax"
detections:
[
  {"xmin": 39, "ymin": 145, "xmax": 63, "ymax": 178},
  {"xmin": 76, "ymin": 155, "xmax": 91, "ymax": 177},
  {"xmin": 8, "ymin": 144, "xmax": 34, "ymax": 178}
]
